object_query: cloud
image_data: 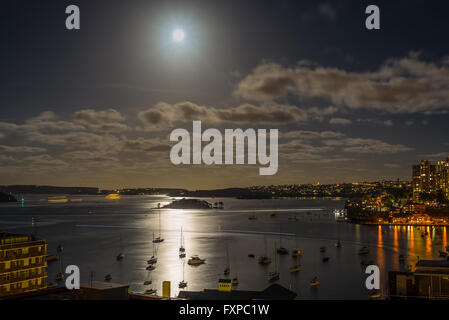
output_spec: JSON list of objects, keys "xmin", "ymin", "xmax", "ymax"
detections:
[
  {"xmin": 74, "ymin": 109, "xmax": 128, "ymax": 132},
  {"xmin": 282, "ymin": 130, "xmax": 344, "ymax": 140},
  {"xmin": 329, "ymin": 118, "xmax": 351, "ymax": 125},
  {"xmin": 234, "ymin": 53, "xmax": 449, "ymax": 113},
  {"xmin": 357, "ymin": 118, "xmax": 394, "ymax": 126},
  {"xmin": 324, "ymin": 138, "xmax": 413, "ymax": 154},
  {"xmin": 138, "ymin": 101, "xmax": 308, "ymax": 128},
  {"xmin": 0, "ymin": 145, "xmax": 46, "ymax": 153}
]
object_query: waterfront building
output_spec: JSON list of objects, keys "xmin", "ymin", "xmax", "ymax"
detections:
[
  {"xmin": 437, "ymin": 157, "xmax": 449, "ymax": 200},
  {"xmin": 412, "ymin": 160, "xmax": 436, "ymax": 202},
  {"xmin": 389, "ymin": 260, "xmax": 449, "ymax": 299},
  {"xmin": 0, "ymin": 232, "xmax": 47, "ymax": 297}
]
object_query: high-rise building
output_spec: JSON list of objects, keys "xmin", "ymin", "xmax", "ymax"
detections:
[
  {"xmin": 0, "ymin": 232, "xmax": 47, "ymax": 297},
  {"xmin": 412, "ymin": 160, "xmax": 436, "ymax": 202},
  {"xmin": 437, "ymin": 157, "xmax": 449, "ymax": 200}
]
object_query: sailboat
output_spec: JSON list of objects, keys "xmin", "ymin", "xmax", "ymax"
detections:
[
  {"xmin": 276, "ymin": 223, "xmax": 289, "ymax": 255},
  {"xmin": 224, "ymin": 244, "xmax": 230, "ymax": 276},
  {"xmin": 179, "ymin": 236, "xmax": 186, "ymax": 259},
  {"xmin": 55, "ymin": 248, "xmax": 65, "ymax": 281},
  {"xmin": 179, "ymin": 227, "xmax": 186, "ymax": 253},
  {"xmin": 147, "ymin": 234, "xmax": 158, "ymax": 264},
  {"xmin": 179, "ymin": 261, "xmax": 188, "ymax": 289},
  {"xmin": 152, "ymin": 209, "xmax": 164, "ymax": 243},
  {"xmin": 258, "ymin": 235, "xmax": 272, "ymax": 265},
  {"xmin": 268, "ymin": 243, "xmax": 280, "ymax": 281},
  {"xmin": 231, "ymin": 260, "xmax": 239, "ymax": 286},
  {"xmin": 310, "ymin": 255, "xmax": 319, "ymax": 286},
  {"xmin": 143, "ymin": 271, "xmax": 152, "ymax": 285},
  {"xmin": 116, "ymin": 233, "xmax": 125, "ymax": 261},
  {"xmin": 290, "ymin": 241, "xmax": 301, "ymax": 273}
]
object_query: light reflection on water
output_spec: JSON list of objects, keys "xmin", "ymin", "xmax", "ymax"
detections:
[{"xmin": 0, "ymin": 194, "xmax": 448, "ymax": 300}]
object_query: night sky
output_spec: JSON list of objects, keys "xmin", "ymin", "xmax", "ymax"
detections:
[{"xmin": 1, "ymin": 0, "xmax": 449, "ymax": 189}]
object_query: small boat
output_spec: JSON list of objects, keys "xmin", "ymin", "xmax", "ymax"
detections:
[
  {"xmin": 104, "ymin": 274, "xmax": 112, "ymax": 281},
  {"xmin": 144, "ymin": 289, "xmax": 157, "ymax": 295},
  {"xmin": 248, "ymin": 215, "xmax": 257, "ymax": 220},
  {"xmin": 322, "ymin": 257, "xmax": 330, "ymax": 263},
  {"xmin": 179, "ymin": 252, "xmax": 186, "ymax": 258},
  {"xmin": 152, "ymin": 236, "xmax": 164, "ymax": 243},
  {"xmin": 361, "ymin": 260, "xmax": 374, "ymax": 266},
  {"xmin": 48, "ymin": 196, "xmax": 68, "ymax": 203},
  {"xmin": 290, "ymin": 265, "xmax": 302, "ymax": 273},
  {"xmin": 106, "ymin": 193, "xmax": 120, "ymax": 200},
  {"xmin": 224, "ymin": 267, "xmax": 230, "ymax": 275},
  {"xmin": 335, "ymin": 240, "xmax": 342, "ymax": 248},
  {"xmin": 56, "ymin": 273, "xmax": 64, "ymax": 281},
  {"xmin": 57, "ymin": 244, "xmax": 64, "ymax": 253},
  {"xmin": 320, "ymin": 246, "xmax": 326, "ymax": 253},
  {"xmin": 143, "ymin": 280, "xmax": 152, "ymax": 285},
  {"xmin": 291, "ymin": 249, "xmax": 302, "ymax": 258},
  {"xmin": 310, "ymin": 276, "xmax": 319, "ymax": 286},
  {"xmin": 268, "ymin": 272, "xmax": 280, "ymax": 281},
  {"xmin": 231, "ymin": 278, "xmax": 239, "ymax": 286},
  {"xmin": 439, "ymin": 251, "xmax": 448, "ymax": 258},
  {"xmin": 248, "ymin": 253, "xmax": 255, "ymax": 258},
  {"xmin": 116, "ymin": 253, "xmax": 125, "ymax": 261},
  {"xmin": 147, "ymin": 256, "xmax": 157, "ymax": 264},
  {"xmin": 277, "ymin": 247, "xmax": 289, "ymax": 255},
  {"xmin": 179, "ymin": 261, "xmax": 187, "ymax": 288},
  {"xmin": 146, "ymin": 264, "xmax": 156, "ymax": 271},
  {"xmin": 258, "ymin": 256, "xmax": 271, "ymax": 265},
  {"xmin": 270, "ymin": 213, "xmax": 277, "ymax": 218},
  {"xmin": 46, "ymin": 254, "xmax": 59, "ymax": 262},
  {"xmin": 358, "ymin": 246, "xmax": 369, "ymax": 255},
  {"xmin": 224, "ymin": 245, "xmax": 231, "ymax": 275},
  {"xmin": 188, "ymin": 255, "xmax": 206, "ymax": 265}
]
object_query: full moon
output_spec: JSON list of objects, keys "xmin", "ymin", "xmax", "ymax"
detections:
[{"xmin": 172, "ymin": 29, "xmax": 185, "ymax": 42}]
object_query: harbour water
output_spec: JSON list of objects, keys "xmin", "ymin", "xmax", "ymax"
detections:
[{"xmin": 1, "ymin": 195, "xmax": 447, "ymax": 299}]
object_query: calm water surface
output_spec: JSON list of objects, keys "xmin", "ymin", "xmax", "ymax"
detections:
[{"xmin": 0, "ymin": 195, "xmax": 447, "ymax": 299}]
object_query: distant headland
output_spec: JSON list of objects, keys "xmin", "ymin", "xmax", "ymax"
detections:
[{"xmin": 161, "ymin": 198, "xmax": 214, "ymax": 209}]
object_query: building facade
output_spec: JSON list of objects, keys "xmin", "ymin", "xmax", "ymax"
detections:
[
  {"xmin": 0, "ymin": 232, "xmax": 47, "ymax": 297},
  {"xmin": 412, "ymin": 157, "xmax": 449, "ymax": 203},
  {"xmin": 412, "ymin": 160, "xmax": 436, "ymax": 202}
]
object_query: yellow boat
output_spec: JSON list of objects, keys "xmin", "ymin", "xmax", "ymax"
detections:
[
  {"xmin": 106, "ymin": 193, "xmax": 120, "ymax": 200},
  {"xmin": 48, "ymin": 196, "xmax": 68, "ymax": 203}
]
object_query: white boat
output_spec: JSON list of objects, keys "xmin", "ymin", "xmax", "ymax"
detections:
[{"xmin": 188, "ymin": 255, "xmax": 206, "ymax": 265}]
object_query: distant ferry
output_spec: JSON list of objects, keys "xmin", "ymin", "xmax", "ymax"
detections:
[
  {"xmin": 48, "ymin": 196, "xmax": 68, "ymax": 203},
  {"xmin": 106, "ymin": 193, "xmax": 121, "ymax": 200}
]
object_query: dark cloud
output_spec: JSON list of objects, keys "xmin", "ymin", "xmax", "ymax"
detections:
[{"xmin": 234, "ymin": 54, "xmax": 449, "ymax": 113}]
